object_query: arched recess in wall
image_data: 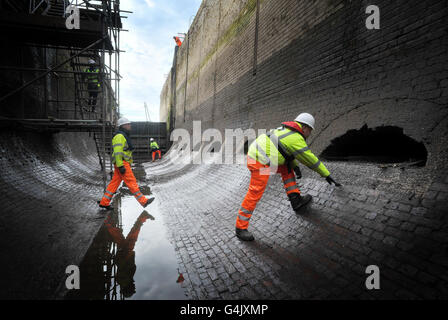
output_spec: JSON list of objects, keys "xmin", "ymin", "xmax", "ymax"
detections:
[{"xmin": 320, "ymin": 125, "xmax": 427, "ymax": 166}]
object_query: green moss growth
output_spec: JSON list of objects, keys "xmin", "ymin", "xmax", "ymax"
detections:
[{"xmin": 186, "ymin": 0, "xmax": 261, "ymax": 83}]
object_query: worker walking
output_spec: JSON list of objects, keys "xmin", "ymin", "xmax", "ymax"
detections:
[
  {"xmin": 84, "ymin": 59, "xmax": 100, "ymax": 111},
  {"xmin": 150, "ymin": 138, "xmax": 161, "ymax": 162},
  {"xmin": 235, "ymin": 113, "xmax": 341, "ymax": 241},
  {"xmin": 99, "ymin": 117, "xmax": 154, "ymax": 210}
]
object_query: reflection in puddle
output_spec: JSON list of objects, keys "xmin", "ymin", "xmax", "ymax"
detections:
[{"xmin": 66, "ymin": 195, "xmax": 187, "ymax": 300}]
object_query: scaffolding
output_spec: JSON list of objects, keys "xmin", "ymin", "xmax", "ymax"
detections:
[{"xmin": 0, "ymin": 0, "xmax": 128, "ymax": 185}]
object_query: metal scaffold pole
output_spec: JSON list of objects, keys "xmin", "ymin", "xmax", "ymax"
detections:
[
  {"xmin": 101, "ymin": 0, "xmax": 107, "ymax": 188},
  {"xmin": 1, "ymin": 0, "xmax": 126, "ymax": 196}
]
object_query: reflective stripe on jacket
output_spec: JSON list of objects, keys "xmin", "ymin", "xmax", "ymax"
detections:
[
  {"xmin": 247, "ymin": 122, "xmax": 330, "ymax": 177},
  {"xmin": 84, "ymin": 67, "xmax": 100, "ymax": 87},
  {"xmin": 112, "ymin": 133, "xmax": 133, "ymax": 167}
]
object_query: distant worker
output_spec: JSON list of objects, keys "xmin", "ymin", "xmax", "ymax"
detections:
[
  {"xmin": 173, "ymin": 36, "xmax": 182, "ymax": 47},
  {"xmin": 84, "ymin": 59, "xmax": 100, "ymax": 110},
  {"xmin": 235, "ymin": 113, "xmax": 341, "ymax": 241},
  {"xmin": 150, "ymin": 138, "xmax": 161, "ymax": 162},
  {"xmin": 99, "ymin": 117, "xmax": 155, "ymax": 210}
]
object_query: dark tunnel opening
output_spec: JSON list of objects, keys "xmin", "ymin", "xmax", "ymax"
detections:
[{"xmin": 320, "ymin": 125, "xmax": 427, "ymax": 166}]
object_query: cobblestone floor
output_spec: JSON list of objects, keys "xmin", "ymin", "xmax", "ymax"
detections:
[{"xmin": 143, "ymin": 150, "xmax": 448, "ymax": 299}]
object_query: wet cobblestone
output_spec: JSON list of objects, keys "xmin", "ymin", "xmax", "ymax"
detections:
[{"xmin": 144, "ymin": 151, "xmax": 448, "ymax": 299}]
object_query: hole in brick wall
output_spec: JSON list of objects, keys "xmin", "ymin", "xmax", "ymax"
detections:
[{"xmin": 320, "ymin": 125, "xmax": 427, "ymax": 166}]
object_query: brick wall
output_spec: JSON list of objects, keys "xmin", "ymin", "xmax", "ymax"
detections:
[{"xmin": 161, "ymin": 0, "xmax": 448, "ymax": 193}]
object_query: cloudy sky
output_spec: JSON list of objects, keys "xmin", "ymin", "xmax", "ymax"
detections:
[{"xmin": 119, "ymin": 0, "xmax": 202, "ymax": 121}]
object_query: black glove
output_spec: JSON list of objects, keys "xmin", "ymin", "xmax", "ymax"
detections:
[
  {"xmin": 326, "ymin": 175, "xmax": 341, "ymax": 186},
  {"xmin": 119, "ymin": 166, "xmax": 126, "ymax": 174},
  {"xmin": 293, "ymin": 166, "xmax": 302, "ymax": 179}
]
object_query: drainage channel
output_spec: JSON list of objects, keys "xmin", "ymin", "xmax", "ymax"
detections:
[{"xmin": 66, "ymin": 192, "xmax": 187, "ymax": 300}]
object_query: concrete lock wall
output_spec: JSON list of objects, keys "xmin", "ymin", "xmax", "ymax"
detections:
[{"xmin": 160, "ymin": 0, "xmax": 448, "ymax": 194}]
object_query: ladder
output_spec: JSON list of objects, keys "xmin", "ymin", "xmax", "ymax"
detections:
[
  {"xmin": 69, "ymin": 47, "xmax": 112, "ymax": 185},
  {"xmin": 70, "ymin": 48, "xmax": 87, "ymax": 119},
  {"xmin": 93, "ymin": 126, "xmax": 113, "ymax": 175},
  {"xmin": 69, "ymin": 49, "xmax": 103, "ymax": 120}
]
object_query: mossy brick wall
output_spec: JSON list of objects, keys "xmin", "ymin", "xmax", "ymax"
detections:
[{"xmin": 160, "ymin": 0, "xmax": 448, "ymax": 193}]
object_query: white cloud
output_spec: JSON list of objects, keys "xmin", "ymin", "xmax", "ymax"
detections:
[
  {"xmin": 120, "ymin": 31, "xmax": 173, "ymax": 121},
  {"xmin": 145, "ymin": 0, "xmax": 155, "ymax": 8}
]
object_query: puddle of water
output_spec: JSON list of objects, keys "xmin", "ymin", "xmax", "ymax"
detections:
[{"xmin": 66, "ymin": 194, "xmax": 187, "ymax": 300}]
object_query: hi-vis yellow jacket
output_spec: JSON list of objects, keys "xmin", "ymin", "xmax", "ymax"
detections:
[
  {"xmin": 247, "ymin": 121, "xmax": 330, "ymax": 177},
  {"xmin": 84, "ymin": 67, "xmax": 101, "ymax": 87},
  {"xmin": 112, "ymin": 133, "xmax": 133, "ymax": 167},
  {"xmin": 150, "ymin": 141, "xmax": 159, "ymax": 150}
]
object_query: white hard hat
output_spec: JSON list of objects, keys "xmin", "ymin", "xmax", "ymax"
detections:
[
  {"xmin": 295, "ymin": 113, "xmax": 315, "ymax": 130},
  {"xmin": 117, "ymin": 117, "xmax": 131, "ymax": 127},
  {"xmin": 88, "ymin": 59, "xmax": 95, "ymax": 64},
  {"xmin": 150, "ymin": 138, "xmax": 154, "ymax": 141}
]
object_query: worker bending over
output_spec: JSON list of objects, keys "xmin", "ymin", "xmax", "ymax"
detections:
[
  {"xmin": 235, "ymin": 113, "xmax": 341, "ymax": 241},
  {"xmin": 150, "ymin": 138, "xmax": 161, "ymax": 162},
  {"xmin": 99, "ymin": 117, "xmax": 154, "ymax": 210}
]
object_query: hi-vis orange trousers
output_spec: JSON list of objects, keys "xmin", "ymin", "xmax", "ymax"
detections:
[
  {"xmin": 152, "ymin": 150, "xmax": 161, "ymax": 161},
  {"xmin": 236, "ymin": 156, "xmax": 300, "ymax": 230},
  {"xmin": 99, "ymin": 161, "xmax": 149, "ymax": 207}
]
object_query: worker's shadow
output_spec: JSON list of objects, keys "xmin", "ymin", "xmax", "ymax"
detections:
[
  {"xmin": 243, "ymin": 198, "xmax": 327, "ymax": 253},
  {"xmin": 239, "ymin": 202, "xmax": 332, "ymax": 294},
  {"xmin": 104, "ymin": 210, "xmax": 155, "ymax": 298},
  {"xmin": 246, "ymin": 187, "xmax": 348, "ymax": 261}
]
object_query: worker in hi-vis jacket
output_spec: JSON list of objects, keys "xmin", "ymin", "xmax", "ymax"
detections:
[
  {"xmin": 235, "ymin": 113, "xmax": 341, "ymax": 241},
  {"xmin": 150, "ymin": 138, "xmax": 161, "ymax": 162},
  {"xmin": 99, "ymin": 117, "xmax": 155, "ymax": 210}
]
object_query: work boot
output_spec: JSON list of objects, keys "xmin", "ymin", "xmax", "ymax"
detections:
[
  {"xmin": 288, "ymin": 193, "xmax": 312, "ymax": 211},
  {"xmin": 98, "ymin": 203, "xmax": 114, "ymax": 211},
  {"xmin": 143, "ymin": 197, "xmax": 155, "ymax": 208},
  {"xmin": 235, "ymin": 228, "xmax": 254, "ymax": 241}
]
